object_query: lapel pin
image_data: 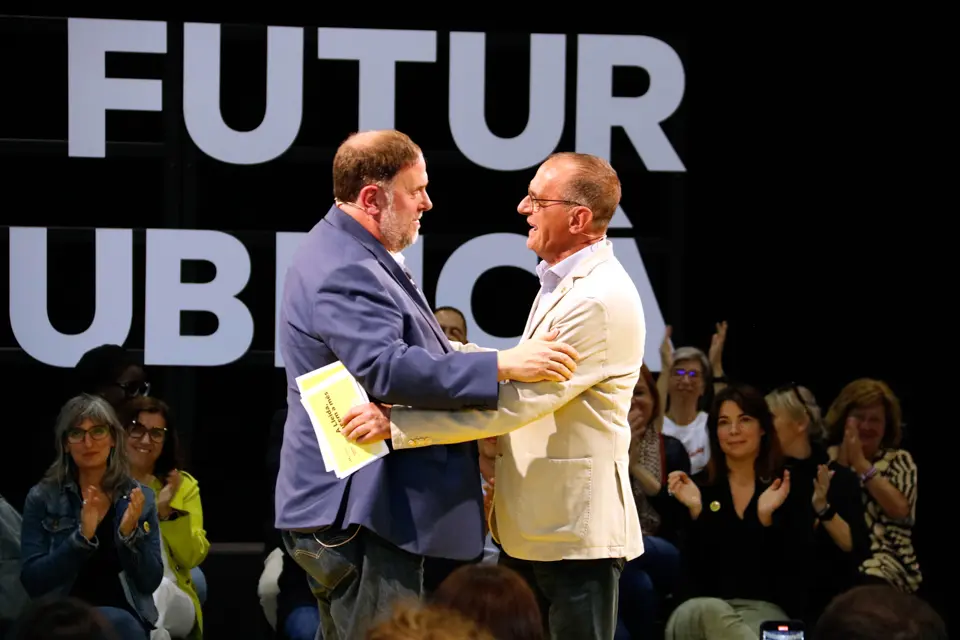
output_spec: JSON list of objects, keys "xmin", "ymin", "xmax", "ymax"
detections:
[{"xmin": 709, "ymin": 501, "xmax": 721, "ymax": 512}]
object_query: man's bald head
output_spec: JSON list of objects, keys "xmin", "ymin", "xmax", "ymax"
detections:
[{"xmin": 333, "ymin": 130, "xmax": 423, "ymax": 203}]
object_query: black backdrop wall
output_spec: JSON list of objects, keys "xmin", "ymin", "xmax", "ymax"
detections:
[{"xmin": 0, "ymin": 9, "xmax": 937, "ymax": 624}]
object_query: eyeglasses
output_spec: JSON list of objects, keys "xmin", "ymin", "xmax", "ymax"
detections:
[
  {"xmin": 525, "ymin": 194, "xmax": 585, "ymax": 213},
  {"xmin": 65, "ymin": 425, "xmax": 111, "ymax": 444},
  {"xmin": 127, "ymin": 420, "xmax": 167, "ymax": 443},
  {"xmin": 672, "ymin": 368, "xmax": 700, "ymax": 379},
  {"xmin": 116, "ymin": 380, "xmax": 151, "ymax": 398}
]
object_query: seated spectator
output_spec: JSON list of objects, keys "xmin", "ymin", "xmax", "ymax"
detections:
[
  {"xmin": 120, "ymin": 397, "xmax": 209, "ymax": 638},
  {"xmin": 7, "ymin": 596, "xmax": 119, "ymax": 640},
  {"xmin": 618, "ymin": 364, "xmax": 689, "ymax": 638},
  {"xmin": 825, "ymin": 379, "xmax": 921, "ymax": 593},
  {"xmin": 766, "ymin": 384, "xmax": 869, "ymax": 623},
  {"xmin": 366, "ymin": 602, "xmax": 494, "ymax": 640},
  {"xmin": 430, "ymin": 564, "xmax": 543, "ymax": 640},
  {"xmin": 1, "ymin": 493, "xmax": 30, "ymax": 627},
  {"xmin": 814, "ymin": 584, "xmax": 947, "ymax": 639},
  {"xmin": 74, "ymin": 345, "xmax": 151, "ymax": 409},
  {"xmin": 19, "ymin": 394, "xmax": 163, "ymax": 639},
  {"xmin": 665, "ymin": 384, "xmax": 805, "ymax": 639},
  {"xmin": 657, "ymin": 336, "xmax": 714, "ymax": 478}
]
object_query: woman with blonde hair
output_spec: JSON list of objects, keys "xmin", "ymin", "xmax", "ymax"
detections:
[{"xmin": 825, "ymin": 378, "xmax": 920, "ymax": 593}]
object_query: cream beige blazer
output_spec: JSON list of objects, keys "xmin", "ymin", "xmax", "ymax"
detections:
[{"xmin": 390, "ymin": 241, "xmax": 645, "ymax": 562}]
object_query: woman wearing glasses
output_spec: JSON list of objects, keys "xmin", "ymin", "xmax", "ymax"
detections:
[
  {"xmin": 766, "ymin": 385, "xmax": 868, "ymax": 624},
  {"xmin": 122, "ymin": 396, "xmax": 210, "ymax": 640},
  {"xmin": 19, "ymin": 394, "xmax": 163, "ymax": 639},
  {"xmin": 657, "ymin": 339, "xmax": 714, "ymax": 479}
]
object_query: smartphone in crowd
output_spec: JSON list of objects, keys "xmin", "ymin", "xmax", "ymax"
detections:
[{"xmin": 759, "ymin": 619, "xmax": 805, "ymax": 639}]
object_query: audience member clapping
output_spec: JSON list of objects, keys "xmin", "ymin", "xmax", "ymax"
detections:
[
  {"xmin": 825, "ymin": 378, "xmax": 921, "ymax": 593},
  {"xmin": 664, "ymin": 384, "xmax": 802, "ymax": 639},
  {"xmin": 120, "ymin": 396, "xmax": 210, "ymax": 638},
  {"xmin": 19, "ymin": 395, "xmax": 163, "ymax": 639},
  {"xmin": 767, "ymin": 384, "xmax": 869, "ymax": 623},
  {"xmin": 619, "ymin": 364, "xmax": 689, "ymax": 638}
]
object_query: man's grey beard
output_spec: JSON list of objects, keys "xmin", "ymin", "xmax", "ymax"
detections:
[{"xmin": 381, "ymin": 203, "xmax": 419, "ymax": 253}]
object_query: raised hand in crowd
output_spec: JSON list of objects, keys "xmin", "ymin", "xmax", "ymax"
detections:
[
  {"xmin": 119, "ymin": 487, "xmax": 145, "ymax": 537},
  {"xmin": 709, "ymin": 320, "xmax": 728, "ymax": 381},
  {"xmin": 156, "ymin": 470, "xmax": 182, "ymax": 519},
  {"xmin": 757, "ymin": 470, "xmax": 791, "ymax": 526},
  {"xmin": 668, "ymin": 470, "xmax": 702, "ymax": 518},
  {"xmin": 80, "ymin": 485, "xmax": 109, "ymax": 540},
  {"xmin": 659, "ymin": 325, "xmax": 674, "ymax": 371}
]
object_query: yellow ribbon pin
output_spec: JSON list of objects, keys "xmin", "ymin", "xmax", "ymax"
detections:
[{"xmin": 143, "ymin": 521, "xmax": 150, "ymax": 533}]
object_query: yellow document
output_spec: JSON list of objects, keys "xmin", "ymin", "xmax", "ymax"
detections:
[{"xmin": 299, "ymin": 364, "xmax": 389, "ymax": 478}]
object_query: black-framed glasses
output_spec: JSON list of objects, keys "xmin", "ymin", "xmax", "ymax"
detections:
[
  {"xmin": 525, "ymin": 195, "xmax": 585, "ymax": 212},
  {"xmin": 65, "ymin": 424, "xmax": 111, "ymax": 444},
  {"xmin": 116, "ymin": 380, "xmax": 151, "ymax": 398},
  {"xmin": 127, "ymin": 420, "xmax": 167, "ymax": 443}
]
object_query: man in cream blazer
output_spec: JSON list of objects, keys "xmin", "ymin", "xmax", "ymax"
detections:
[{"xmin": 343, "ymin": 152, "xmax": 645, "ymax": 640}]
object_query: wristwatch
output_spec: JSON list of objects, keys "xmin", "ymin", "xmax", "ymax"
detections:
[{"xmin": 816, "ymin": 503, "xmax": 837, "ymax": 521}]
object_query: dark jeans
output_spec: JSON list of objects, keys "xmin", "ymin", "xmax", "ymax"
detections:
[
  {"xmin": 282, "ymin": 526, "xmax": 423, "ymax": 640},
  {"xmin": 617, "ymin": 535, "xmax": 682, "ymax": 639},
  {"xmin": 499, "ymin": 550, "xmax": 625, "ymax": 640}
]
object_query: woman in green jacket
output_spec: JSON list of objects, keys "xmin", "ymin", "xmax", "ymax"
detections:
[{"xmin": 123, "ymin": 396, "xmax": 210, "ymax": 639}]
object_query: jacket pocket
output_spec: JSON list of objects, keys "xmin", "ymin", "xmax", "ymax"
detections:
[{"xmin": 515, "ymin": 457, "xmax": 593, "ymax": 543}]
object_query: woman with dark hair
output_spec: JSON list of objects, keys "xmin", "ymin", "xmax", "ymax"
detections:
[
  {"xmin": 120, "ymin": 396, "xmax": 210, "ymax": 639},
  {"xmin": 74, "ymin": 345, "xmax": 150, "ymax": 409},
  {"xmin": 430, "ymin": 564, "xmax": 543, "ymax": 640},
  {"xmin": 19, "ymin": 395, "xmax": 163, "ymax": 639},
  {"xmin": 617, "ymin": 364, "xmax": 689, "ymax": 638},
  {"xmin": 664, "ymin": 384, "xmax": 802, "ymax": 639}
]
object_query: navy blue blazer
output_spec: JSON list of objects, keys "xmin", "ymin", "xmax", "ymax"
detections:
[{"xmin": 274, "ymin": 206, "xmax": 500, "ymax": 560}]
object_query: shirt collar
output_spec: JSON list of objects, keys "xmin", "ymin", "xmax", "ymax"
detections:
[
  {"xmin": 390, "ymin": 251, "xmax": 406, "ymax": 268},
  {"xmin": 536, "ymin": 239, "xmax": 606, "ymax": 293}
]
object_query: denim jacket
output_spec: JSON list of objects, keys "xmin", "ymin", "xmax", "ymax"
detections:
[{"xmin": 19, "ymin": 477, "xmax": 164, "ymax": 626}]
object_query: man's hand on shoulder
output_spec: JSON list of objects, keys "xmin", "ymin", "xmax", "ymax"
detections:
[
  {"xmin": 341, "ymin": 402, "xmax": 392, "ymax": 444},
  {"xmin": 496, "ymin": 328, "xmax": 580, "ymax": 383}
]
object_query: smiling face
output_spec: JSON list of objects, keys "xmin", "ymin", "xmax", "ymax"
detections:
[
  {"xmin": 65, "ymin": 418, "xmax": 116, "ymax": 471},
  {"xmin": 847, "ymin": 402, "xmax": 886, "ymax": 459},
  {"xmin": 717, "ymin": 400, "xmax": 764, "ymax": 462},
  {"xmin": 517, "ymin": 159, "xmax": 585, "ymax": 264},
  {"xmin": 125, "ymin": 411, "xmax": 167, "ymax": 475}
]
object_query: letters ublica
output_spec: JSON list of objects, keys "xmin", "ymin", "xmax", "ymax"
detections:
[{"xmin": 7, "ymin": 228, "xmax": 667, "ymax": 371}]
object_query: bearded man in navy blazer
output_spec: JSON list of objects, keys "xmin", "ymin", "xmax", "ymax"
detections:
[{"xmin": 275, "ymin": 130, "xmax": 579, "ymax": 640}]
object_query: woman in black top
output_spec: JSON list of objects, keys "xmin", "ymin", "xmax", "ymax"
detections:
[
  {"xmin": 766, "ymin": 384, "xmax": 868, "ymax": 625},
  {"xmin": 664, "ymin": 384, "xmax": 803, "ymax": 640}
]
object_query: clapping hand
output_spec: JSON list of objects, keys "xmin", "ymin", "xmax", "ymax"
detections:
[
  {"xmin": 157, "ymin": 470, "xmax": 182, "ymax": 519},
  {"xmin": 119, "ymin": 487, "xmax": 145, "ymax": 538},
  {"xmin": 758, "ymin": 470, "xmax": 791, "ymax": 525},
  {"xmin": 80, "ymin": 485, "xmax": 109, "ymax": 540},
  {"xmin": 812, "ymin": 464, "xmax": 833, "ymax": 513},
  {"xmin": 667, "ymin": 471, "xmax": 702, "ymax": 517}
]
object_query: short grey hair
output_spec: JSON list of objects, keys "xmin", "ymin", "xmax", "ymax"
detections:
[
  {"xmin": 671, "ymin": 346, "xmax": 713, "ymax": 382},
  {"xmin": 766, "ymin": 385, "xmax": 825, "ymax": 442},
  {"xmin": 43, "ymin": 394, "xmax": 131, "ymax": 494}
]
